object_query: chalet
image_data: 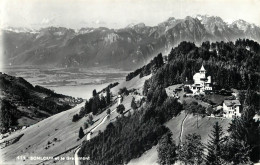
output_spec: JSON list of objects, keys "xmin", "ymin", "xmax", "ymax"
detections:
[
  {"xmin": 185, "ymin": 65, "xmax": 212, "ymax": 94},
  {"xmin": 223, "ymin": 100, "xmax": 241, "ymax": 118}
]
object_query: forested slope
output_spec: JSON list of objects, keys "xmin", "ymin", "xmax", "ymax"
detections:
[
  {"xmin": 0, "ymin": 73, "xmax": 81, "ymax": 133},
  {"xmin": 78, "ymin": 39, "xmax": 260, "ymax": 164}
]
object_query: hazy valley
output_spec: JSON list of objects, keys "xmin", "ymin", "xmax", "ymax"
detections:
[{"xmin": 1, "ymin": 9, "xmax": 260, "ymax": 165}]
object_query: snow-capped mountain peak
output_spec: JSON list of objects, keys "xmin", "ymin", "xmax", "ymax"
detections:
[{"xmin": 231, "ymin": 19, "xmax": 251, "ymax": 31}]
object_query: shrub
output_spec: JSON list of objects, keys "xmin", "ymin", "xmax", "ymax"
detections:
[
  {"xmin": 72, "ymin": 114, "xmax": 80, "ymax": 122},
  {"xmin": 84, "ymin": 122, "xmax": 89, "ymax": 129},
  {"xmin": 78, "ymin": 127, "xmax": 84, "ymax": 139}
]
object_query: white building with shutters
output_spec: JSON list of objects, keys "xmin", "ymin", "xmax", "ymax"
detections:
[{"xmin": 223, "ymin": 100, "xmax": 241, "ymax": 118}]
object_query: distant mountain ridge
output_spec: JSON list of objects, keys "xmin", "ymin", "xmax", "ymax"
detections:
[{"xmin": 3, "ymin": 15, "xmax": 260, "ymax": 70}]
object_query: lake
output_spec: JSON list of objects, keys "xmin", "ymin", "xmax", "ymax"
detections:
[{"xmin": 2, "ymin": 66, "xmax": 128, "ymax": 99}]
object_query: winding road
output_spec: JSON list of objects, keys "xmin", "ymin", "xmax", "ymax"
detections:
[
  {"xmin": 74, "ymin": 108, "xmax": 117, "ymax": 165},
  {"xmin": 179, "ymin": 113, "xmax": 188, "ymax": 144}
]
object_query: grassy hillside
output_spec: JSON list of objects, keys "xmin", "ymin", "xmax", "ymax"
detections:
[
  {"xmin": 111, "ymin": 74, "xmax": 151, "ymax": 95},
  {"xmin": 128, "ymin": 146, "xmax": 158, "ymax": 165},
  {"xmin": 0, "ymin": 73, "xmax": 147, "ymax": 165},
  {"xmin": 128, "ymin": 112, "xmax": 231, "ymax": 165},
  {"xmin": 0, "ymin": 100, "xmax": 122, "ymax": 165},
  {"xmin": 166, "ymin": 112, "xmax": 231, "ymax": 144},
  {"xmin": 0, "ymin": 102, "xmax": 85, "ymax": 164}
]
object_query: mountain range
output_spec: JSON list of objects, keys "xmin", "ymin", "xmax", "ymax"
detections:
[{"xmin": 3, "ymin": 15, "xmax": 260, "ymax": 70}]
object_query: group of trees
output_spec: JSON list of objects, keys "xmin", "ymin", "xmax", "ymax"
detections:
[
  {"xmin": 85, "ymin": 88, "xmax": 111, "ymax": 115},
  {"xmin": 178, "ymin": 133, "xmax": 204, "ymax": 164},
  {"xmin": 239, "ymin": 89, "xmax": 260, "ymax": 115},
  {"xmin": 126, "ymin": 53, "xmax": 164, "ymax": 81},
  {"xmin": 143, "ymin": 40, "xmax": 260, "ymax": 97},
  {"xmin": 0, "ymin": 99, "xmax": 19, "ymax": 133},
  {"xmin": 158, "ymin": 117, "xmax": 259, "ymax": 165},
  {"xmin": 157, "ymin": 88, "xmax": 260, "ymax": 164},
  {"xmin": 131, "ymin": 97, "xmax": 138, "ymax": 110},
  {"xmin": 1, "ymin": 75, "xmax": 73, "ymax": 114},
  {"xmin": 158, "ymin": 132, "xmax": 204, "ymax": 165},
  {"xmin": 78, "ymin": 86, "xmax": 183, "ymax": 165},
  {"xmin": 157, "ymin": 132, "xmax": 177, "ymax": 165},
  {"xmin": 116, "ymin": 104, "xmax": 125, "ymax": 115},
  {"xmin": 77, "ymin": 39, "xmax": 260, "ymax": 164},
  {"xmin": 157, "ymin": 86, "xmax": 260, "ymax": 164},
  {"xmin": 98, "ymin": 82, "xmax": 119, "ymax": 94},
  {"xmin": 118, "ymin": 87, "xmax": 129, "ymax": 96},
  {"xmin": 183, "ymin": 101, "xmax": 206, "ymax": 115},
  {"xmin": 72, "ymin": 88, "xmax": 112, "ymax": 122},
  {"xmin": 79, "ymin": 110, "xmax": 169, "ymax": 165},
  {"xmin": 35, "ymin": 85, "xmax": 66, "ymax": 98}
]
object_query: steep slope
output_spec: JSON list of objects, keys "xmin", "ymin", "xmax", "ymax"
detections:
[
  {"xmin": 77, "ymin": 39, "xmax": 260, "ymax": 165},
  {"xmin": 0, "ymin": 102, "xmax": 85, "ymax": 165},
  {"xmin": 128, "ymin": 113, "xmax": 231, "ymax": 165},
  {"xmin": 0, "ymin": 70, "xmax": 150, "ymax": 165},
  {"xmin": 3, "ymin": 15, "xmax": 260, "ymax": 70},
  {"xmin": 0, "ymin": 73, "xmax": 81, "ymax": 133}
]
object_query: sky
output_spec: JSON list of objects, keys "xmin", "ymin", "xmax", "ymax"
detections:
[{"xmin": 0, "ymin": 0, "xmax": 260, "ymax": 29}]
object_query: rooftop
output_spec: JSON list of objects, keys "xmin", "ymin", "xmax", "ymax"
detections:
[
  {"xmin": 224, "ymin": 100, "xmax": 241, "ymax": 107},
  {"xmin": 200, "ymin": 65, "xmax": 206, "ymax": 71}
]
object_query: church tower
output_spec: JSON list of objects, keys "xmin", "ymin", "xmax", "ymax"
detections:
[{"xmin": 199, "ymin": 65, "xmax": 206, "ymax": 78}]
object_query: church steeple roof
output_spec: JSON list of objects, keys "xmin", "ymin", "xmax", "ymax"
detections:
[{"xmin": 200, "ymin": 65, "xmax": 206, "ymax": 71}]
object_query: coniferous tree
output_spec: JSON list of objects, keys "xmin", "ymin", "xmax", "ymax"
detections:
[
  {"xmin": 100, "ymin": 95, "xmax": 106, "ymax": 109},
  {"xmin": 87, "ymin": 114, "xmax": 93, "ymax": 125},
  {"xmin": 84, "ymin": 122, "xmax": 89, "ymax": 129},
  {"xmin": 143, "ymin": 80, "xmax": 149, "ymax": 96},
  {"xmin": 79, "ymin": 107, "xmax": 86, "ymax": 117},
  {"xmin": 228, "ymin": 107, "xmax": 260, "ymax": 162},
  {"xmin": 78, "ymin": 127, "xmax": 84, "ymax": 139},
  {"xmin": 106, "ymin": 109, "xmax": 111, "ymax": 116},
  {"xmin": 92, "ymin": 95, "xmax": 101, "ymax": 115},
  {"xmin": 206, "ymin": 122, "xmax": 226, "ymax": 165},
  {"xmin": 243, "ymin": 88, "xmax": 260, "ymax": 112},
  {"xmin": 156, "ymin": 53, "xmax": 164, "ymax": 68},
  {"xmin": 72, "ymin": 114, "xmax": 80, "ymax": 122},
  {"xmin": 106, "ymin": 88, "xmax": 111, "ymax": 105},
  {"xmin": 0, "ymin": 99, "xmax": 18, "ymax": 133},
  {"xmin": 85, "ymin": 100, "xmax": 91, "ymax": 114},
  {"xmin": 116, "ymin": 104, "xmax": 125, "ymax": 115},
  {"xmin": 91, "ymin": 100, "xmax": 98, "ymax": 115},
  {"xmin": 87, "ymin": 98, "xmax": 93, "ymax": 113},
  {"xmin": 92, "ymin": 89, "xmax": 97, "ymax": 97},
  {"xmin": 178, "ymin": 133, "xmax": 204, "ymax": 165},
  {"xmin": 157, "ymin": 132, "xmax": 177, "ymax": 165},
  {"xmin": 131, "ymin": 97, "xmax": 137, "ymax": 110},
  {"xmin": 222, "ymin": 138, "xmax": 252, "ymax": 164}
]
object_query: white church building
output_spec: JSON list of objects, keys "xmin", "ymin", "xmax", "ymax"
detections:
[{"xmin": 186, "ymin": 65, "xmax": 212, "ymax": 94}]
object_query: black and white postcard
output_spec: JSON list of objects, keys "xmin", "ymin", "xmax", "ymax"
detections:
[{"xmin": 0, "ymin": 0, "xmax": 260, "ymax": 164}]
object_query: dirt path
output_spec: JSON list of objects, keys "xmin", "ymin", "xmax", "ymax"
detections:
[
  {"xmin": 179, "ymin": 113, "xmax": 188, "ymax": 144},
  {"xmin": 74, "ymin": 146, "xmax": 81, "ymax": 165},
  {"xmin": 74, "ymin": 107, "xmax": 117, "ymax": 165}
]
